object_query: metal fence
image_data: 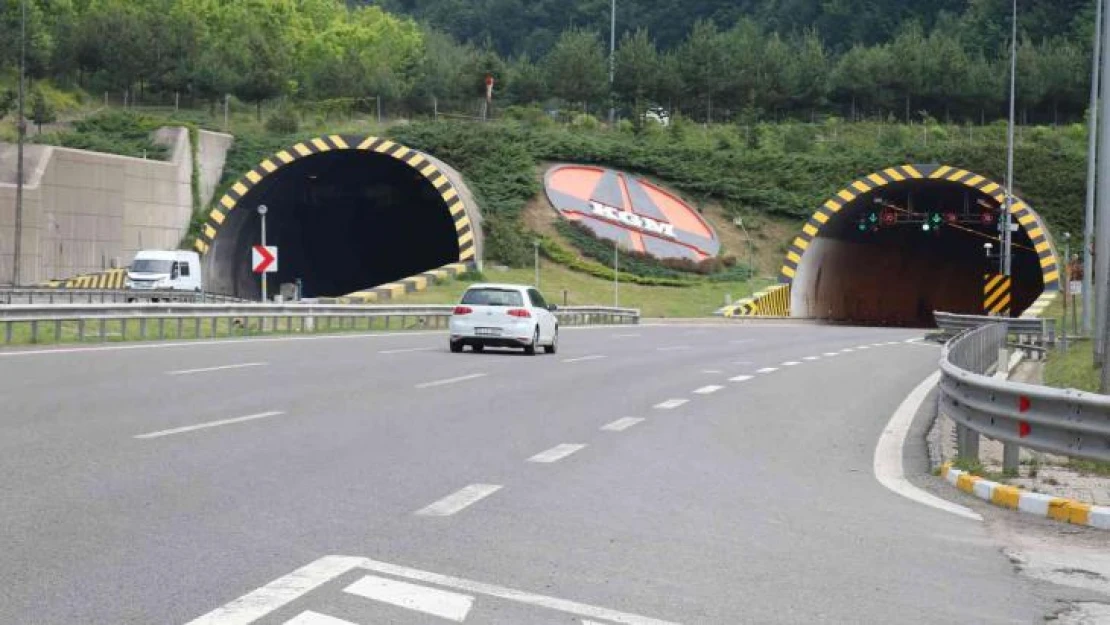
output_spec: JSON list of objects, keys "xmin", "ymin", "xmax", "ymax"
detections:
[
  {"xmin": 934, "ymin": 311, "xmax": 1055, "ymax": 355},
  {"xmin": 0, "ymin": 288, "xmax": 243, "ymax": 305},
  {"xmin": 939, "ymin": 322, "xmax": 1110, "ymax": 466},
  {"xmin": 0, "ymin": 303, "xmax": 640, "ymax": 346}
]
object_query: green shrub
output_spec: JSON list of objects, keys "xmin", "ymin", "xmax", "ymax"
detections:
[{"xmin": 264, "ymin": 107, "xmax": 300, "ymax": 134}]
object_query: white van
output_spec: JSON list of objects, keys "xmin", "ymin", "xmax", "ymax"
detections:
[{"xmin": 125, "ymin": 250, "xmax": 203, "ymax": 292}]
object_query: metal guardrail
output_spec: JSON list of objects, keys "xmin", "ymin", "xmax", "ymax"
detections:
[
  {"xmin": 934, "ymin": 311, "xmax": 1055, "ymax": 355},
  {"xmin": 0, "ymin": 288, "xmax": 243, "ymax": 305},
  {"xmin": 938, "ymin": 322, "xmax": 1110, "ymax": 466},
  {"xmin": 0, "ymin": 303, "xmax": 640, "ymax": 345}
]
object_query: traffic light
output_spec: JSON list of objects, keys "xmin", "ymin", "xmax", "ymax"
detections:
[{"xmin": 923, "ymin": 212, "xmax": 942, "ymax": 232}]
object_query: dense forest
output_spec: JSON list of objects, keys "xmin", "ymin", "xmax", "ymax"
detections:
[{"xmin": 0, "ymin": 0, "xmax": 1100, "ymax": 125}]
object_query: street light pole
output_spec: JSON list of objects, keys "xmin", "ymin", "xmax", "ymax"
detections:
[
  {"xmin": 608, "ymin": 0, "xmax": 616, "ymax": 126},
  {"xmin": 1097, "ymin": 0, "xmax": 1110, "ymax": 370},
  {"xmin": 1084, "ymin": 0, "xmax": 1104, "ymax": 335},
  {"xmin": 613, "ymin": 239, "xmax": 619, "ymax": 308},
  {"xmin": 258, "ymin": 205, "xmax": 268, "ymax": 302},
  {"xmin": 12, "ymin": 0, "xmax": 26, "ymax": 286},
  {"xmin": 1001, "ymin": 0, "xmax": 1017, "ymax": 278}
]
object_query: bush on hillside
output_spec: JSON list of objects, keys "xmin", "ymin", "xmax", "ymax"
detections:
[{"xmin": 264, "ymin": 107, "xmax": 300, "ymax": 134}]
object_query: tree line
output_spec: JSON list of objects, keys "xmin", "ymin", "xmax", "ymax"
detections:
[{"xmin": 0, "ymin": 0, "xmax": 1096, "ymax": 126}]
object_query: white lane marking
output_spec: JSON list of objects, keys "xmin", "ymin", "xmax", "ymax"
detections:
[
  {"xmin": 602, "ymin": 417, "xmax": 644, "ymax": 432},
  {"xmin": 284, "ymin": 611, "xmax": 358, "ymax": 625},
  {"xmin": 185, "ymin": 556, "xmax": 367, "ymax": 625},
  {"xmin": 702, "ymin": 369, "xmax": 722, "ymax": 374},
  {"xmin": 857, "ymin": 345, "xmax": 871, "ymax": 350},
  {"xmin": 188, "ymin": 555, "xmax": 679, "ymax": 625},
  {"xmin": 802, "ymin": 356, "xmax": 820, "ymax": 361},
  {"xmin": 729, "ymin": 375, "xmax": 753, "ymax": 382},
  {"xmin": 414, "ymin": 373, "xmax": 487, "ymax": 389},
  {"xmin": 562, "ymin": 354, "xmax": 607, "ymax": 363},
  {"xmin": 656, "ymin": 345, "xmax": 692, "ymax": 352},
  {"xmin": 782, "ymin": 361, "xmax": 801, "ymax": 366},
  {"xmin": 653, "ymin": 399, "xmax": 688, "ymax": 409},
  {"xmin": 873, "ymin": 371, "xmax": 981, "ymax": 522},
  {"xmin": 841, "ymin": 348, "xmax": 855, "ymax": 353},
  {"xmin": 379, "ymin": 347, "xmax": 436, "ymax": 354},
  {"xmin": 693, "ymin": 385, "xmax": 724, "ymax": 395},
  {"xmin": 134, "ymin": 411, "xmax": 284, "ymax": 440},
  {"xmin": 886, "ymin": 341, "xmax": 901, "ymax": 346},
  {"xmin": 166, "ymin": 362, "xmax": 267, "ymax": 375},
  {"xmin": 872, "ymin": 343, "xmax": 886, "ymax": 348},
  {"xmin": 611, "ymin": 333, "xmax": 641, "ymax": 338},
  {"xmin": 415, "ymin": 484, "xmax": 502, "ymax": 517},
  {"xmin": 344, "ymin": 575, "xmax": 474, "ymax": 622},
  {"xmin": 756, "ymin": 367, "xmax": 778, "ymax": 374},
  {"xmin": 905, "ymin": 337, "xmax": 924, "ymax": 343},
  {"xmin": 823, "ymin": 352, "xmax": 840, "ymax": 357},
  {"xmin": 528, "ymin": 443, "xmax": 587, "ymax": 463}
]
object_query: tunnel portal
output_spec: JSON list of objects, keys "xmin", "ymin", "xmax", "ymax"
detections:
[
  {"xmin": 784, "ymin": 165, "xmax": 1060, "ymax": 327},
  {"xmin": 195, "ymin": 136, "xmax": 477, "ymax": 299}
]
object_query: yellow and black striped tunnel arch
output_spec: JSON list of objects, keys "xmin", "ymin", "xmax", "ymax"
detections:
[
  {"xmin": 194, "ymin": 135, "xmax": 476, "ymax": 263},
  {"xmin": 779, "ymin": 164, "xmax": 1061, "ymax": 292}
]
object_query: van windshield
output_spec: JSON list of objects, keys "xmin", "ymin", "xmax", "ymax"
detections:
[
  {"xmin": 131, "ymin": 259, "xmax": 174, "ymax": 274},
  {"xmin": 461, "ymin": 288, "xmax": 523, "ymax": 307}
]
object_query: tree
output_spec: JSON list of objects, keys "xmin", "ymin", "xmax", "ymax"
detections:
[
  {"xmin": 613, "ymin": 28, "xmax": 660, "ymax": 124},
  {"xmin": 543, "ymin": 28, "xmax": 607, "ymax": 111},
  {"xmin": 783, "ymin": 30, "xmax": 829, "ymax": 117},
  {"xmin": 677, "ymin": 19, "xmax": 727, "ymax": 122},
  {"xmin": 30, "ymin": 88, "xmax": 55, "ymax": 132},
  {"xmin": 506, "ymin": 55, "xmax": 547, "ymax": 105},
  {"xmin": 0, "ymin": 88, "xmax": 15, "ymax": 119}
]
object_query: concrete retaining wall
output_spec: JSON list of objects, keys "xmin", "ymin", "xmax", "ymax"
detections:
[{"xmin": 0, "ymin": 128, "xmax": 232, "ymax": 285}]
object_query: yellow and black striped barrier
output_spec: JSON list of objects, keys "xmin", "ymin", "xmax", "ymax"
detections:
[
  {"xmin": 984, "ymin": 273, "xmax": 1012, "ymax": 316},
  {"xmin": 717, "ymin": 284, "xmax": 791, "ymax": 317},
  {"xmin": 43, "ymin": 268, "xmax": 127, "ymax": 290}
]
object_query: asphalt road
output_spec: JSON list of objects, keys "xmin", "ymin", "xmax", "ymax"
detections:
[{"xmin": 0, "ymin": 323, "xmax": 1054, "ymax": 624}]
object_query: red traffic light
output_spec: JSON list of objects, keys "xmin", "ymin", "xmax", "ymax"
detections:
[
  {"xmin": 944, "ymin": 212, "xmax": 958, "ymax": 224},
  {"xmin": 880, "ymin": 208, "xmax": 897, "ymax": 227},
  {"xmin": 980, "ymin": 211, "xmax": 996, "ymax": 226}
]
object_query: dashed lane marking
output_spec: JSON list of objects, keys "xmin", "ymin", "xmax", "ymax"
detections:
[
  {"xmin": 134, "ymin": 411, "xmax": 284, "ymax": 440},
  {"xmin": 823, "ymin": 352, "xmax": 839, "ymax": 357},
  {"xmin": 841, "ymin": 348, "xmax": 855, "ymax": 353},
  {"xmin": 414, "ymin": 484, "xmax": 502, "ymax": 517},
  {"xmin": 167, "ymin": 362, "xmax": 267, "ymax": 375},
  {"xmin": 781, "ymin": 361, "xmax": 801, "ymax": 366},
  {"xmin": 756, "ymin": 367, "xmax": 778, "ymax": 374},
  {"xmin": 562, "ymin": 355, "xmax": 607, "ymax": 363},
  {"xmin": 802, "ymin": 356, "xmax": 820, "ymax": 361},
  {"xmin": 602, "ymin": 417, "xmax": 645, "ymax": 431},
  {"xmin": 653, "ymin": 399, "xmax": 688, "ymax": 410},
  {"xmin": 528, "ymin": 443, "xmax": 587, "ymax": 463},
  {"xmin": 693, "ymin": 385, "xmax": 723, "ymax": 395},
  {"xmin": 702, "ymin": 369, "xmax": 722, "ymax": 374},
  {"xmin": 378, "ymin": 347, "xmax": 436, "ymax": 354},
  {"xmin": 729, "ymin": 375, "xmax": 753, "ymax": 382},
  {"xmin": 344, "ymin": 575, "xmax": 474, "ymax": 622},
  {"xmin": 414, "ymin": 373, "xmax": 487, "ymax": 389},
  {"xmin": 856, "ymin": 345, "xmax": 871, "ymax": 350},
  {"xmin": 656, "ymin": 345, "xmax": 692, "ymax": 352}
]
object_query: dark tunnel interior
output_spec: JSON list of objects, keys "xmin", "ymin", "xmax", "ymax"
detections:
[
  {"xmin": 791, "ymin": 180, "xmax": 1044, "ymax": 327},
  {"xmin": 208, "ymin": 151, "xmax": 460, "ymax": 299}
]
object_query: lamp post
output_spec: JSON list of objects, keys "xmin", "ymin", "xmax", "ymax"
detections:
[
  {"xmin": 1083, "ymin": 0, "xmax": 1104, "ymax": 335},
  {"xmin": 1001, "ymin": 0, "xmax": 1017, "ymax": 278},
  {"xmin": 1063, "ymin": 232, "xmax": 1071, "ymax": 348},
  {"xmin": 258, "ymin": 204, "xmax": 268, "ymax": 302},
  {"xmin": 608, "ymin": 0, "xmax": 616, "ymax": 126}
]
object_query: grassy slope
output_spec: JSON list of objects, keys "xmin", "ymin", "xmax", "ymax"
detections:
[
  {"xmin": 1042, "ymin": 294, "xmax": 1099, "ymax": 392},
  {"xmin": 401, "ymin": 262, "xmax": 773, "ymax": 318}
]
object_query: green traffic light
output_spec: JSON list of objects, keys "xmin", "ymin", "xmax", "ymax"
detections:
[
  {"xmin": 857, "ymin": 222, "xmax": 867, "ymax": 232},
  {"xmin": 868, "ymin": 212, "xmax": 878, "ymax": 223}
]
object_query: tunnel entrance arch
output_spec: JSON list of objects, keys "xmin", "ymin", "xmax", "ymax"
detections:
[
  {"xmin": 194, "ymin": 135, "xmax": 478, "ymax": 299},
  {"xmin": 781, "ymin": 164, "xmax": 1061, "ymax": 326}
]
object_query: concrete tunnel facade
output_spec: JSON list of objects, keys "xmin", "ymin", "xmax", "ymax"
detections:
[
  {"xmin": 780, "ymin": 164, "xmax": 1062, "ymax": 326},
  {"xmin": 194, "ymin": 136, "xmax": 481, "ymax": 299}
]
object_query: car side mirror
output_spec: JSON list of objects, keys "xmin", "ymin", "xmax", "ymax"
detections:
[{"xmin": 548, "ymin": 304, "xmax": 558, "ymax": 312}]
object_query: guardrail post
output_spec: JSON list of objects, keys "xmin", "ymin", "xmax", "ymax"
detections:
[
  {"xmin": 77, "ymin": 319, "xmax": 85, "ymax": 342},
  {"xmin": 4, "ymin": 321, "xmax": 11, "ymax": 344},
  {"xmin": 1002, "ymin": 443, "xmax": 1020, "ymax": 475},
  {"xmin": 997, "ymin": 345, "xmax": 1009, "ymax": 375},
  {"xmin": 99, "ymin": 318, "xmax": 106, "ymax": 342},
  {"xmin": 54, "ymin": 319, "xmax": 62, "ymax": 343},
  {"xmin": 158, "ymin": 318, "xmax": 166, "ymax": 341},
  {"xmin": 176, "ymin": 317, "xmax": 183, "ymax": 339},
  {"xmin": 956, "ymin": 423, "xmax": 980, "ymax": 461},
  {"xmin": 139, "ymin": 317, "xmax": 147, "ymax": 341},
  {"xmin": 30, "ymin": 320, "xmax": 38, "ymax": 344}
]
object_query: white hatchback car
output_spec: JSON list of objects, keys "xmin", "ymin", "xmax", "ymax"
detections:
[{"xmin": 448, "ymin": 283, "xmax": 559, "ymax": 355}]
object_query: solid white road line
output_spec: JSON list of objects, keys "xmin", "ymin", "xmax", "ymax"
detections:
[
  {"xmin": 601, "ymin": 417, "xmax": 644, "ymax": 432},
  {"xmin": 414, "ymin": 373, "xmax": 487, "ymax": 389},
  {"xmin": 284, "ymin": 611, "xmax": 358, "ymax": 625},
  {"xmin": 693, "ymin": 385, "xmax": 724, "ymax": 395},
  {"xmin": 185, "ymin": 556, "xmax": 367, "ymax": 625},
  {"xmin": 415, "ymin": 484, "xmax": 502, "ymax": 517},
  {"xmin": 653, "ymin": 399, "xmax": 688, "ymax": 409},
  {"xmin": 757, "ymin": 367, "xmax": 778, "ymax": 374},
  {"xmin": 562, "ymin": 355, "xmax": 607, "ymax": 363},
  {"xmin": 782, "ymin": 361, "xmax": 801, "ymax": 366},
  {"xmin": 528, "ymin": 443, "xmax": 587, "ymax": 463},
  {"xmin": 189, "ymin": 555, "xmax": 680, "ymax": 625},
  {"xmin": 873, "ymin": 371, "xmax": 981, "ymax": 522},
  {"xmin": 803, "ymin": 356, "xmax": 820, "ymax": 361},
  {"xmin": 134, "ymin": 411, "xmax": 284, "ymax": 440},
  {"xmin": 379, "ymin": 347, "xmax": 436, "ymax": 354},
  {"xmin": 729, "ymin": 375, "xmax": 753, "ymax": 382},
  {"xmin": 344, "ymin": 575, "xmax": 474, "ymax": 622},
  {"xmin": 166, "ymin": 362, "xmax": 267, "ymax": 375}
]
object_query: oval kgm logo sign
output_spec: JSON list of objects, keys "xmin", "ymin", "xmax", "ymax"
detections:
[{"xmin": 543, "ymin": 164, "xmax": 720, "ymax": 261}]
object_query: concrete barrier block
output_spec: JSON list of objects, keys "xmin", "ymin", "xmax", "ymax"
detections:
[
  {"xmin": 973, "ymin": 479, "xmax": 995, "ymax": 502},
  {"xmin": 1017, "ymin": 492, "xmax": 1054, "ymax": 517}
]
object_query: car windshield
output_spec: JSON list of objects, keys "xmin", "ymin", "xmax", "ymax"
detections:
[
  {"xmin": 130, "ymin": 259, "xmax": 174, "ymax": 274},
  {"xmin": 461, "ymin": 288, "xmax": 523, "ymax": 307}
]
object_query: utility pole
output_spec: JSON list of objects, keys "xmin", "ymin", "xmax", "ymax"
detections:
[
  {"xmin": 1098, "ymin": 0, "xmax": 1110, "ymax": 389},
  {"xmin": 12, "ymin": 0, "xmax": 27, "ymax": 286},
  {"xmin": 1084, "ymin": 0, "xmax": 1103, "ymax": 336},
  {"xmin": 608, "ymin": 0, "xmax": 616, "ymax": 126},
  {"xmin": 533, "ymin": 240, "xmax": 540, "ymax": 288},
  {"xmin": 614, "ymin": 239, "xmax": 619, "ymax": 308},
  {"xmin": 1001, "ymin": 0, "xmax": 1017, "ymax": 279}
]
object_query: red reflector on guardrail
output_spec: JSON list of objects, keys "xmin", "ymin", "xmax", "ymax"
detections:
[
  {"xmin": 1019, "ymin": 421, "xmax": 1031, "ymax": 438},
  {"xmin": 1018, "ymin": 396, "xmax": 1030, "ymax": 413}
]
